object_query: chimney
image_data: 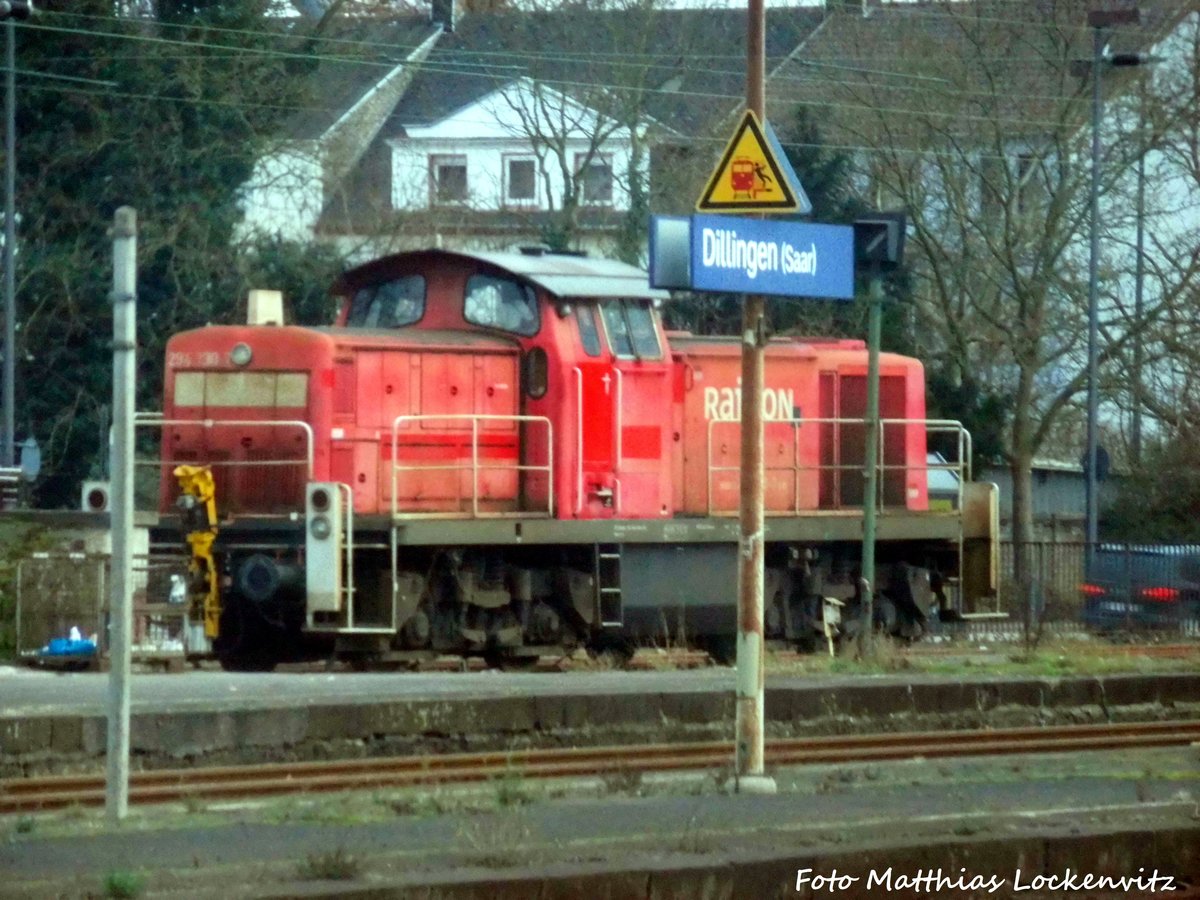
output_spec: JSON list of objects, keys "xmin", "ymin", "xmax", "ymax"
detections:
[{"xmin": 431, "ymin": 0, "xmax": 455, "ymax": 33}]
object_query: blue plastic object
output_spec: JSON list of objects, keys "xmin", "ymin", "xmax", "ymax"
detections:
[{"xmin": 43, "ymin": 638, "xmax": 97, "ymax": 656}]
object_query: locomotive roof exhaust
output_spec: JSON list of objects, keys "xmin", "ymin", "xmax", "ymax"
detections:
[{"xmin": 247, "ymin": 289, "xmax": 283, "ymax": 326}]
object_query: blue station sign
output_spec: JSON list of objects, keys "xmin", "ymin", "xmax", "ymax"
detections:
[{"xmin": 650, "ymin": 214, "xmax": 855, "ymax": 301}]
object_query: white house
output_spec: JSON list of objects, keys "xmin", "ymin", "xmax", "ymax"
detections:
[
  {"xmin": 237, "ymin": 4, "xmax": 826, "ymax": 257},
  {"xmin": 390, "ymin": 79, "xmax": 639, "ymax": 218}
]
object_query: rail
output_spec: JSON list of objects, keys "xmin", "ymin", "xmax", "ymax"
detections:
[
  {"xmin": 5, "ymin": 719, "xmax": 1198, "ymax": 813},
  {"xmin": 705, "ymin": 417, "xmax": 970, "ymax": 516},
  {"xmin": 389, "ymin": 413, "xmax": 553, "ymax": 519}
]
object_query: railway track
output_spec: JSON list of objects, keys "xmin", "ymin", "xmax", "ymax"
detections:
[{"xmin": 4, "ymin": 720, "xmax": 1199, "ymax": 815}]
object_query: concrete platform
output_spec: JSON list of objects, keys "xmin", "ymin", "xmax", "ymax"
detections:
[{"xmin": 3, "ymin": 669, "xmax": 1199, "ymax": 776}]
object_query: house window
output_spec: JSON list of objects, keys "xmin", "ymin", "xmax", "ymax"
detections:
[
  {"xmin": 505, "ymin": 156, "xmax": 537, "ymax": 205},
  {"xmin": 576, "ymin": 153, "xmax": 613, "ymax": 205},
  {"xmin": 430, "ymin": 154, "xmax": 467, "ymax": 205}
]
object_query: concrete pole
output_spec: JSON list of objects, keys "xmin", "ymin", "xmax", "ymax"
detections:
[
  {"xmin": 858, "ymin": 275, "xmax": 883, "ymax": 655},
  {"xmin": 1084, "ymin": 25, "xmax": 1101, "ymax": 564},
  {"xmin": 732, "ymin": 0, "xmax": 774, "ymax": 795},
  {"xmin": 1131, "ymin": 114, "xmax": 1145, "ymax": 466},
  {"xmin": 2, "ymin": 20, "xmax": 14, "ymax": 467},
  {"xmin": 106, "ymin": 207, "xmax": 137, "ymax": 823}
]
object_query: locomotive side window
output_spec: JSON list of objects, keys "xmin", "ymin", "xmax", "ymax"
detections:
[
  {"xmin": 625, "ymin": 302, "xmax": 662, "ymax": 358},
  {"xmin": 348, "ymin": 275, "xmax": 425, "ymax": 328},
  {"xmin": 464, "ymin": 274, "xmax": 540, "ymax": 336},
  {"xmin": 600, "ymin": 301, "xmax": 633, "ymax": 357},
  {"xmin": 577, "ymin": 306, "xmax": 602, "ymax": 357},
  {"xmin": 600, "ymin": 300, "xmax": 662, "ymax": 360}
]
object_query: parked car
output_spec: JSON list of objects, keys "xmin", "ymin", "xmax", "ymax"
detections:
[{"xmin": 1080, "ymin": 544, "xmax": 1200, "ymax": 635}]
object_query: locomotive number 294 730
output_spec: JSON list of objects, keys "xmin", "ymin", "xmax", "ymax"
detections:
[{"xmin": 168, "ymin": 351, "xmax": 222, "ymax": 369}]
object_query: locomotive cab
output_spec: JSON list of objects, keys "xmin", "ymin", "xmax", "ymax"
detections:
[{"xmin": 330, "ymin": 248, "xmax": 674, "ymax": 521}]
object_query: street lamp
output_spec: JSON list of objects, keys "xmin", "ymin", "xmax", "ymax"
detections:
[
  {"xmin": 1072, "ymin": 7, "xmax": 1153, "ymax": 558},
  {"xmin": 0, "ymin": 0, "xmax": 31, "ymax": 467}
]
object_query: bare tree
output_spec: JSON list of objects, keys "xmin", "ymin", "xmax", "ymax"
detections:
[{"xmin": 770, "ymin": 0, "xmax": 1200, "ymax": 601}]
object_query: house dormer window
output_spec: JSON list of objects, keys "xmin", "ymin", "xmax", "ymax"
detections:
[
  {"xmin": 504, "ymin": 155, "xmax": 538, "ymax": 207},
  {"xmin": 431, "ymin": 154, "xmax": 468, "ymax": 205},
  {"xmin": 576, "ymin": 153, "xmax": 613, "ymax": 206}
]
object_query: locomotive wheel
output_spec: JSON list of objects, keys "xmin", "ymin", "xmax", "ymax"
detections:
[
  {"xmin": 215, "ymin": 600, "xmax": 281, "ymax": 673},
  {"xmin": 699, "ymin": 635, "xmax": 736, "ymax": 666},
  {"xmin": 483, "ymin": 650, "xmax": 540, "ymax": 671},
  {"xmin": 588, "ymin": 632, "xmax": 634, "ymax": 668}
]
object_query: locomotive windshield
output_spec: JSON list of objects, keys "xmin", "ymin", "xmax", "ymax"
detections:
[
  {"xmin": 600, "ymin": 300, "xmax": 661, "ymax": 359},
  {"xmin": 464, "ymin": 273, "xmax": 540, "ymax": 336},
  {"xmin": 347, "ymin": 275, "xmax": 425, "ymax": 328}
]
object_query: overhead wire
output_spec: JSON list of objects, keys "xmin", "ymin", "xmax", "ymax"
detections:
[
  {"xmin": 13, "ymin": 7, "xmax": 1192, "ymax": 140},
  {"xmin": 37, "ymin": 3, "xmax": 1191, "ymax": 68},
  {"xmin": 16, "ymin": 17, "xmax": 1132, "ymax": 130}
]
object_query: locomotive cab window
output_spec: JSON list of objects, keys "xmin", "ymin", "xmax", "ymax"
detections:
[
  {"xmin": 464, "ymin": 274, "xmax": 540, "ymax": 337},
  {"xmin": 577, "ymin": 306, "xmax": 602, "ymax": 357},
  {"xmin": 347, "ymin": 275, "xmax": 425, "ymax": 328},
  {"xmin": 600, "ymin": 300, "xmax": 661, "ymax": 360}
]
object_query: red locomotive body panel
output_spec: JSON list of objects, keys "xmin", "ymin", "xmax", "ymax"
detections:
[
  {"xmin": 670, "ymin": 335, "xmax": 929, "ymax": 516},
  {"xmin": 329, "ymin": 250, "xmax": 673, "ymax": 520},
  {"xmin": 162, "ymin": 325, "xmax": 335, "ymax": 515}
]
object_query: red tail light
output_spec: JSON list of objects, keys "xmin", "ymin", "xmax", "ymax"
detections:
[
  {"xmin": 1080, "ymin": 583, "xmax": 1106, "ymax": 597},
  {"xmin": 1139, "ymin": 586, "xmax": 1179, "ymax": 602}
]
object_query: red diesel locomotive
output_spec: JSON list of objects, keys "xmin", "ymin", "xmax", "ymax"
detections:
[{"xmin": 155, "ymin": 248, "xmax": 997, "ymax": 670}]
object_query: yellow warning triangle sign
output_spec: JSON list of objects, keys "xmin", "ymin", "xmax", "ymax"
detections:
[{"xmin": 697, "ymin": 110, "xmax": 810, "ymax": 214}]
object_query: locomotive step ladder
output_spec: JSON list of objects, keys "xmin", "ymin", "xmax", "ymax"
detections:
[{"xmin": 596, "ymin": 543, "xmax": 623, "ymax": 627}]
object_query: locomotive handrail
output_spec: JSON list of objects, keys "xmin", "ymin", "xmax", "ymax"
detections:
[
  {"xmin": 134, "ymin": 415, "xmax": 315, "ymax": 515},
  {"xmin": 336, "ymin": 482, "xmax": 355, "ymax": 625},
  {"xmin": 573, "ymin": 367, "xmax": 583, "ymax": 515},
  {"xmin": 613, "ymin": 369, "xmax": 623, "ymax": 516},
  {"xmin": 705, "ymin": 417, "xmax": 970, "ymax": 516},
  {"xmin": 389, "ymin": 414, "xmax": 554, "ymax": 519}
]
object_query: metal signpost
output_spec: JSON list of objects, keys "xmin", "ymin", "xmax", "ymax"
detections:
[
  {"xmin": 650, "ymin": 3, "xmax": 853, "ymax": 784},
  {"xmin": 106, "ymin": 207, "xmax": 137, "ymax": 822}
]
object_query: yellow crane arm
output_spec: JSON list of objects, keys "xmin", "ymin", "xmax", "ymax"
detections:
[{"xmin": 173, "ymin": 465, "xmax": 221, "ymax": 639}]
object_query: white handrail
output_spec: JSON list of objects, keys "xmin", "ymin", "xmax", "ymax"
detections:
[
  {"xmin": 705, "ymin": 416, "xmax": 971, "ymax": 516},
  {"xmin": 336, "ymin": 482, "xmax": 355, "ymax": 626},
  {"xmin": 389, "ymin": 413, "xmax": 554, "ymax": 519},
  {"xmin": 573, "ymin": 367, "xmax": 583, "ymax": 515},
  {"xmin": 134, "ymin": 414, "xmax": 315, "ymax": 479}
]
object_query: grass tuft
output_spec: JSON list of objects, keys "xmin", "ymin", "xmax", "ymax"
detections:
[
  {"xmin": 298, "ymin": 846, "xmax": 361, "ymax": 881},
  {"xmin": 102, "ymin": 869, "xmax": 145, "ymax": 899}
]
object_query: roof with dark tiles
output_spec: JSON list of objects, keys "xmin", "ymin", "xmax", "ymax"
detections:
[
  {"xmin": 383, "ymin": 7, "xmax": 826, "ymax": 139},
  {"xmin": 284, "ymin": 15, "xmax": 442, "ymax": 140}
]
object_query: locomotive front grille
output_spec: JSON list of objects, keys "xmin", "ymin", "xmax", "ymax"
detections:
[{"xmin": 174, "ymin": 371, "xmax": 308, "ymax": 408}]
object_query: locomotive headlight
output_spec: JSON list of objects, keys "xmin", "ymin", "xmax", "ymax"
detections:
[
  {"xmin": 229, "ymin": 342, "xmax": 253, "ymax": 367},
  {"xmin": 310, "ymin": 515, "xmax": 332, "ymax": 541}
]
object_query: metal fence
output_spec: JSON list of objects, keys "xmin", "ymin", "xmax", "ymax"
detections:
[
  {"xmin": 993, "ymin": 541, "xmax": 1200, "ymax": 636},
  {"xmin": 16, "ymin": 552, "xmax": 189, "ymax": 663}
]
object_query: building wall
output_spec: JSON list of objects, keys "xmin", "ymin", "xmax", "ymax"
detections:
[
  {"xmin": 390, "ymin": 82, "xmax": 638, "ymax": 215},
  {"xmin": 981, "ymin": 463, "xmax": 1120, "ymax": 541},
  {"xmin": 237, "ymin": 144, "xmax": 324, "ymax": 243}
]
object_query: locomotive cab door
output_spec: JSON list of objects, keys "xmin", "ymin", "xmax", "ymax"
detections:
[
  {"xmin": 571, "ymin": 300, "xmax": 671, "ymax": 519},
  {"xmin": 572, "ymin": 305, "xmax": 618, "ymax": 517}
]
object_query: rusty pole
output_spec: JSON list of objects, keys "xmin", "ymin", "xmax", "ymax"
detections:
[{"xmin": 732, "ymin": 0, "xmax": 775, "ymax": 795}]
